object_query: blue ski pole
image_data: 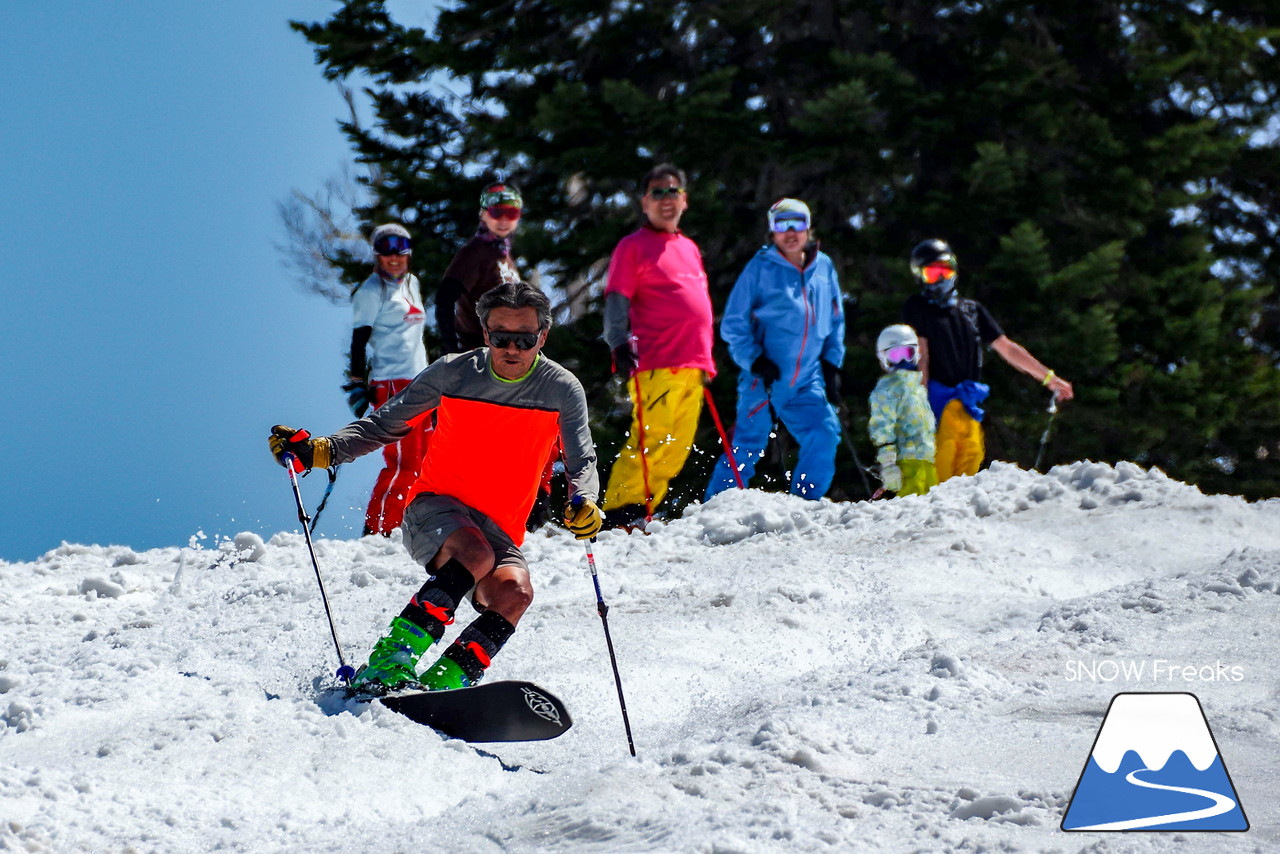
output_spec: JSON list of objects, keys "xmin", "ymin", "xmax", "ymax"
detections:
[
  {"xmin": 282, "ymin": 449, "xmax": 355, "ymax": 685},
  {"xmin": 572, "ymin": 496, "xmax": 636, "ymax": 756}
]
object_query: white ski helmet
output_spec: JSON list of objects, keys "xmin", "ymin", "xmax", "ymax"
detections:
[{"xmin": 876, "ymin": 324, "xmax": 920, "ymax": 370}]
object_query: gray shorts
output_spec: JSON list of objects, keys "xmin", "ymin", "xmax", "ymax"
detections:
[{"xmin": 402, "ymin": 493, "xmax": 528, "ymax": 575}]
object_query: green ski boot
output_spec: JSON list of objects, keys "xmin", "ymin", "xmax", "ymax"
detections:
[
  {"xmin": 418, "ymin": 654, "xmax": 474, "ymax": 691},
  {"xmin": 349, "ymin": 617, "xmax": 436, "ymax": 696}
]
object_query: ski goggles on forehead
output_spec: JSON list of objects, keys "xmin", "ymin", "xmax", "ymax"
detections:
[
  {"xmin": 373, "ymin": 234, "xmax": 412, "ymax": 256},
  {"xmin": 487, "ymin": 330, "xmax": 541, "ymax": 350},
  {"xmin": 485, "ymin": 205, "xmax": 521, "ymax": 221},
  {"xmin": 770, "ymin": 215, "xmax": 809, "ymax": 233},
  {"xmin": 920, "ymin": 262, "xmax": 956, "ymax": 284}
]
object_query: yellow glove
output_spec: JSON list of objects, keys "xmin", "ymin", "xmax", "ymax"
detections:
[
  {"xmin": 268, "ymin": 425, "xmax": 333, "ymax": 472},
  {"xmin": 564, "ymin": 498, "xmax": 603, "ymax": 540}
]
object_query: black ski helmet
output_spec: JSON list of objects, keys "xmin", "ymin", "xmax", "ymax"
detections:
[{"xmin": 910, "ymin": 238, "xmax": 959, "ymax": 306}]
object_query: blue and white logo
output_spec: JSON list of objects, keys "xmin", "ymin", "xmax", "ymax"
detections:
[{"xmin": 1062, "ymin": 692, "xmax": 1248, "ymax": 831}]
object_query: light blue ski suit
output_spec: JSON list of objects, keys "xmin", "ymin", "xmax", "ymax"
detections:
[{"xmin": 705, "ymin": 244, "xmax": 845, "ymax": 500}]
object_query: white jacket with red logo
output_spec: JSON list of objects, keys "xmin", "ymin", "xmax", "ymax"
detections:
[{"xmin": 351, "ymin": 272, "xmax": 428, "ymax": 381}]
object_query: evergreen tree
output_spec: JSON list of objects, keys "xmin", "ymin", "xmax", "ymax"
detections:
[{"xmin": 290, "ymin": 0, "xmax": 1280, "ymax": 500}]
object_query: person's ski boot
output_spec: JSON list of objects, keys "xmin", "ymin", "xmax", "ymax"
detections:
[
  {"xmin": 419, "ymin": 641, "xmax": 491, "ymax": 691},
  {"xmin": 348, "ymin": 617, "xmax": 436, "ymax": 696}
]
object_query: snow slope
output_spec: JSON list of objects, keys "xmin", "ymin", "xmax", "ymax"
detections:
[{"xmin": 2, "ymin": 461, "xmax": 1278, "ymax": 853}]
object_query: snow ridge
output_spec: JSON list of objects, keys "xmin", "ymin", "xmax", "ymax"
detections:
[{"xmin": 2, "ymin": 461, "xmax": 1277, "ymax": 852}]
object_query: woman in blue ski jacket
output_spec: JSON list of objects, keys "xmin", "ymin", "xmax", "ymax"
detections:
[{"xmin": 705, "ymin": 198, "xmax": 846, "ymax": 500}]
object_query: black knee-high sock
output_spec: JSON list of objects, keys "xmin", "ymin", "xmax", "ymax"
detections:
[
  {"xmin": 439, "ymin": 610, "xmax": 516, "ymax": 683},
  {"xmin": 397, "ymin": 558, "xmax": 475, "ymax": 642}
]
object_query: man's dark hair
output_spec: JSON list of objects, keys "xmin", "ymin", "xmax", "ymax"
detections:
[
  {"xmin": 476, "ymin": 281, "xmax": 553, "ymax": 331},
  {"xmin": 641, "ymin": 163, "xmax": 686, "ymax": 192}
]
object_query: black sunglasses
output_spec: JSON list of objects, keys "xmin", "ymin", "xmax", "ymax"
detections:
[{"xmin": 487, "ymin": 330, "xmax": 541, "ymax": 350}]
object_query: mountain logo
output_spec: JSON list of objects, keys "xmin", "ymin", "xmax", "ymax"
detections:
[{"xmin": 1062, "ymin": 692, "xmax": 1248, "ymax": 832}]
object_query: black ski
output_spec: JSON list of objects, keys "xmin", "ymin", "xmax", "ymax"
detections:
[{"xmin": 379, "ymin": 680, "xmax": 572, "ymax": 743}]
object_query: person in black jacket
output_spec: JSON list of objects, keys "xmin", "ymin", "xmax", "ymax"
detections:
[
  {"xmin": 903, "ymin": 238, "xmax": 1074, "ymax": 482},
  {"xmin": 435, "ymin": 182, "xmax": 523, "ymax": 355},
  {"xmin": 435, "ymin": 182, "xmax": 556, "ymax": 529}
]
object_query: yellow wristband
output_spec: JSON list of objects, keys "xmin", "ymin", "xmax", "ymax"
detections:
[{"xmin": 1041, "ymin": 370, "xmax": 1056, "ymax": 387}]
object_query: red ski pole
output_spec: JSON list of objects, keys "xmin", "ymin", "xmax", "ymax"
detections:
[
  {"xmin": 703, "ymin": 386, "xmax": 745, "ymax": 489},
  {"xmin": 632, "ymin": 374, "xmax": 655, "ymax": 521}
]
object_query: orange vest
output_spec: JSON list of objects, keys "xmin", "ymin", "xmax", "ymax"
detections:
[{"xmin": 409, "ymin": 395, "xmax": 560, "ymax": 545}]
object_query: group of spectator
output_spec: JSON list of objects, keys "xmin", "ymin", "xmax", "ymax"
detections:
[{"xmin": 343, "ymin": 165, "xmax": 1076, "ymax": 537}]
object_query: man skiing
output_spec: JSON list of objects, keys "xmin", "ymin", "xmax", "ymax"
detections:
[
  {"xmin": 704, "ymin": 198, "xmax": 846, "ymax": 501},
  {"xmin": 902, "ymin": 238, "xmax": 1075, "ymax": 481},
  {"xmin": 269, "ymin": 281, "xmax": 602, "ymax": 695}
]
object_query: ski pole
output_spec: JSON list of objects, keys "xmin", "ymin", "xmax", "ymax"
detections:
[
  {"xmin": 282, "ymin": 449, "xmax": 355, "ymax": 685},
  {"xmin": 309, "ymin": 466, "xmax": 339, "ymax": 534},
  {"xmin": 572, "ymin": 495, "xmax": 636, "ymax": 757},
  {"xmin": 631, "ymin": 374, "xmax": 655, "ymax": 522},
  {"xmin": 1033, "ymin": 392, "xmax": 1060, "ymax": 472},
  {"xmin": 702, "ymin": 386, "xmax": 745, "ymax": 489}
]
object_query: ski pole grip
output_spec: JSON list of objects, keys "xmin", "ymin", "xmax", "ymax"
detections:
[
  {"xmin": 281, "ymin": 451, "xmax": 303, "ymax": 474},
  {"xmin": 569, "ymin": 494, "xmax": 599, "ymax": 544},
  {"xmin": 280, "ymin": 429, "xmax": 311, "ymax": 473}
]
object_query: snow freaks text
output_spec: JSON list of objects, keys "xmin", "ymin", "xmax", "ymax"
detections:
[{"xmin": 1064, "ymin": 660, "xmax": 1244, "ymax": 683}]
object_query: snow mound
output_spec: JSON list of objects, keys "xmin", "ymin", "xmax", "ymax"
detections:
[{"xmin": 2, "ymin": 461, "xmax": 1277, "ymax": 852}]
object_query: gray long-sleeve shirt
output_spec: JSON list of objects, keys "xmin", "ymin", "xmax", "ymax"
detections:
[{"xmin": 327, "ymin": 350, "xmax": 598, "ymax": 542}]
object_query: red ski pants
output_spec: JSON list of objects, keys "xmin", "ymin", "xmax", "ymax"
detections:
[{"xmin": 365, "ymin": 379, "xmax": 433, "ymax": 535}]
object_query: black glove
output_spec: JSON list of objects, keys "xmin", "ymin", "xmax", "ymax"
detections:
[
  {"xmin": 612, "ymin": 345, "xmax": 638, "ymax": 378},
  {"xmin": 268, "ymin": 425, "xmax": 332, "ymax": 472},
  {"xmin": 821, "ymin": 361, "xmax": 842, "ymax": 406},
  {"xmin": 751, "ymin": 355, "xmax": 781, "ymax": 386},
  {"xmin": 342, "ymin": 379, "xmax": 371, "ymax": 418}
]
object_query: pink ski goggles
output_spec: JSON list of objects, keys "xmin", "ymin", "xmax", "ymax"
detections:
[{"xmin": 884, "ymin": 345, "xmax": 916, "ymax": 363}]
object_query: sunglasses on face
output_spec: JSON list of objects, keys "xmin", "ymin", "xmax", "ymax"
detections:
[
  {"xmin": 920, "ymin": 262, "xmax": 956, "ymax": 284},
  {"xmin": 647, "ymin": 186, "xmax": 686, "ymax": 200},
  {"xmin": 487, "ymin": 330, "xmax": 541, "ymax": 350},
  {"xmin": 771, "ymin": 217, "xmax": 809, "ymax": 233},
  {"xmin": 373, "ymin": 235, "xmax": 412, "ymax": 256},
  {"xmin": 486, "ymin": 206, "xmax": 521, "ymax": 221}
]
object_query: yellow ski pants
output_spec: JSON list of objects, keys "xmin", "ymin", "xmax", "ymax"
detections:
[
  {"xmin": 603, "ymin": 368, "xmax": 705, "ymax": 514},
  {"xmin": 934, "ymin": 399, "xmax": 984, "ymax": 482},
  {"xmin": 897, "ymin": 459, "xmax": 939, "ymax": 496}
]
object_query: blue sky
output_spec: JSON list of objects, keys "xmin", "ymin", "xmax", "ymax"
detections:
[{"xmin": 0, "ymin": 3, "xmax": 435, "ymax": 560}]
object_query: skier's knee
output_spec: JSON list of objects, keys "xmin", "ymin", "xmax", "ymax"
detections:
[{"xmin": 437, "ymin": 526, "xmax": 495, "ymax": 580}]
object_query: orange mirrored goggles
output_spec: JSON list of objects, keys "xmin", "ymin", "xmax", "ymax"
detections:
[{"xmin": 920, "ymin": 262, "xmax": 956, "ymax": 284}]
